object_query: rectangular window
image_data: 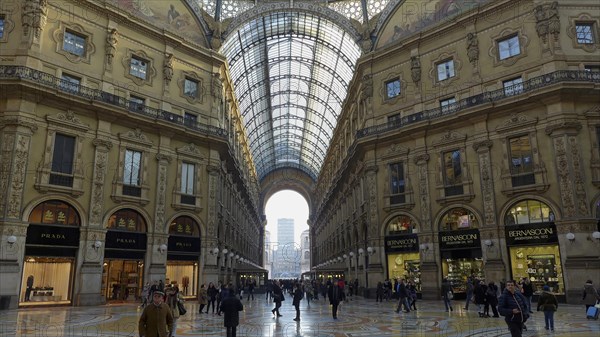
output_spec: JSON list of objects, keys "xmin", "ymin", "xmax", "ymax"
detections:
[
  {"xmin": 389, "ymin": 162, "xmax": 405, "ymax": 195},
  {"xmin": 60, "ymin": 74, "xmax": 80, "ymax": 93},
  {"xmin": 129, "ymin": 95, "xmax": 145, "ymax": 112},
  {"xmin": 436, "ymin": 60, "xmax": 455, "ymax": 81},
  {"xmin": 597, "ymin": 127, "xmax": 600, "ymax": 156},
  {"xmin": 123, "ymin": 149, "xmax": 142, "ymax": 186},
  {"xmin": 498, "ymin": 35, "xmax": 520, "ymax": 60},
  {"xmin": 440, "ymin": 97, "xmax": 456, "ymax": 113},
  {"xmin": 385, "ymin": 79, "xmax": 401, "ymax": 99},
  {"xmin": 503, "ymin": 77, "xmax": 524, "ymax": 96},
  {"xmin": 0, "ymin": 16, "xmax": 5, "ymax": 39},
  {"xmin": 443, "ymin": 150, "xmax": 463, "ymax": 196},
  {"xmin": 576, "ymin": 23, "xmax": 594, "ymax": 44},
  {"xmin": 49, "ymin": 134, "xmax": 75, "ymax": 187},
  {"xmin": 184, "ymin": 112, "xmax": 197, "ymax": 127},
  {"xmin": 63, "ymin": 30, "xmax": 86, "ymax": 56},
  {"xmin": 387, "ymin": 113, "xmax": 401, "ymax": 123},
  {"xmin": 181, "ymin": 162, "xmax": 195, "ymax": 195},
  {"xmin": 584, "ymin": 65, "xmax": 600, "ymax": 72},
  {"xmin": 509, "ymin": 135, "xmax": 535, "ymax": 186},
  {"xmin": 184, "ymin": 78, "xmax": 199, "ymax": 98},
  {"xmin": 130, "ymin": 57, "xmax": 148, "ymax": 79}
]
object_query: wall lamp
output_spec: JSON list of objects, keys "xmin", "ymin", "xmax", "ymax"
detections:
[
  {"xmin": 229, "ymin": 252, "xmax": 234, "ymax": 258},
  {"xmin": 566, "ymin": 232, "xmax": 575, "ymax": 243},
  {"xmin": 358, "ymin": 248, "xmax": 364, "ymax": 256},
  {"xmin": 158, "ymin": 243, "xmax": 168, "ymax": 254},
  {"xmin": 235, "ymin": 254, "xmax": 240, "ymax": 261},
  {"xmin": 210, "ymin": 247, "xmax": 220, "ymax": 255},
  {"xmin": 343, "ymin": 254, "xmax": 348, "ymax": 260},
  {"xmin": 483, "ymin": 239, "xmax": 494, "ymax": 247},
  {"xmin": 93, "ymin": 240, "xmax": 102, "ymax": 251},
  {"xmin": 222, "ymin": 248, "xmax": 228, "ymax": 255},
  {"xmin": 349, "ymin": 252, "xmax": 354, "ymax": 258},
  {"xmin": 419, "ymin": 243, "xmax": 429, "ymax": 253},
  {"xmin": 590, "ymin": 231, "xmax": 600, "ymax": 242},
  {"xmin": 367, "ymin": 246, "xmax": 375, "ymax": 255},
  {"xmin": 7, "ymin": 235, "xmax": 17, "ymax": 246}
]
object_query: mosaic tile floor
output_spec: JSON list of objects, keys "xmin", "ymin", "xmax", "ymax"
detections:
[{"xmin": 0, "ymin": 296, "xmax": 598, "ymax": 336}]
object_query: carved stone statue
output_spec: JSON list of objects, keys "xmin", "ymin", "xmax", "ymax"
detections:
[
  {"xmin": 211, "ymin": 73, "xmax": 223, "ymax": 101},
  {"xmin": 547, "ymin": 1, "xmax": 560, "ymax": 41},
  {"xmin": 466, "ymin": 33, "xmax": 480, "ymax": 65},
  {"xmin": 361, "ymin": 75, "xmax": 373, "ymax": 100},
  {"xmin": 105, "ymin": 28, "xmax": 119, "ymax": 66},
  {"xmin": 410, "ymin": 56, "xmax": 421, "ymax": 83},
  {"xmin": 534, "ymin": 5, "xmax": 549, "ymax": 43},
  {"xmin": 163, "ymin": 53, "xmax": 174, "ymax": 85},
  {"xmin": 22, "ymin": 0, "xmax": 48, "ymax": 39}
]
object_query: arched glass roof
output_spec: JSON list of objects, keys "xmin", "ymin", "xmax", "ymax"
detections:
[{"xmin": 221, "ymin": 10, "xmax": 362, "ymax": 181}]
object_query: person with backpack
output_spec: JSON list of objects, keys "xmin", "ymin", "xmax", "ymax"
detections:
[
  {"xmin": 498, "ymin": 280, "xmax": 530, "ymax": 337},
  {"xmin": 537, "ymin": 285, "xmax": 558, "ymax": 331}
]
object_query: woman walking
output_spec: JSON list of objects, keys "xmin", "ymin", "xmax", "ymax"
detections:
[
  {"xmin": 198, "ymin": 284, "xmax": 207, "ymax": 314},
  {"xmin": 271, "ymin": 280, "xmax": 283, "ymax": 317},
  {"xmin": 292, "ymin": 282, "xmax": 303, "ymax": 321},
  {"xmin": 206, "ymin": 282, "xmax": 218, "ymax": 314},
  {"xmin": 166, "ymin": 286, "xmax": 183, "ymax": 336},
  {"xmin": 441, "ymin": 278, "xmax": 454, "ymax": 312},
  {"xmin": 537, "ymin": 285, "xmax": 558, "ymax": 331}
]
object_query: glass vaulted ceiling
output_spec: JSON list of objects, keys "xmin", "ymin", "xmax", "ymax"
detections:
[{"xmin": 221, "ymin": 11, "xmax": 361, "ymax": 181}]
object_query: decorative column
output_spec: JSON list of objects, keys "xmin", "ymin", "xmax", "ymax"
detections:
[
  {"xmin": 203, "ymin": 162, "xmax": 221, "ymax": 285},
  {"xmin": 75, "ymin": 138, "xmax": 113, "ymax": 306},
  {"xmin": 546, "ymin": 121, "xmax": 598, "ymax": 303},
  {"xmin": 364, "ymin": 163, "xmax": 381, "ymax": 291},
  {"xmin": 147, "ymin": 153, "xmax": 171, "ymax": 282},
  {"xmin": 0, "ymin": 116, "xmax": 36, "ymax": 309}
]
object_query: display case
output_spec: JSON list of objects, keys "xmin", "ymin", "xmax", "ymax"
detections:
[
  {"xmin": 526, "ymin": 254, "xmax": 560, "ymax": 293},
  {"xmin": 443, "ymin": 258, "xmax": 484, "ymax": 293},
  {"xmin": 404, "ymin": 260, "xmax": 421, "ymax": 292}
]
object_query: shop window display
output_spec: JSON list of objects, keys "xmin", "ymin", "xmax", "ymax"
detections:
[
  {"xmin": 442, "ymin": 258, "xmax": 484, "ymax": 293},
  {"xmin": 387, "ymin": 253, "xmax": 421, "ymax": 292},
  {"xmin": 509, "ymin": 246, "xmax": 564, "ymax": 294},
  {"xmin": 441, "ymin": 207, "xmax": 479, "ymax": 230},
  {"xmin": 165, "ymin": 261, "xmax": 197, "ymax": 297},
  {"xmin": 21, "ymin": 257, "xmax": 74, "ymax": 304}
]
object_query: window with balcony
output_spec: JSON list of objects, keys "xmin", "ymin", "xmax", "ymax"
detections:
[
  {"xmin": 60, "ymin": 74, "xmax": 80, "ymax": 93},
  {"xmin": 576, "ymin": 23, "xmax": 595, "ymax": 44},
  {"xmin": 49, "ymin": 134, "xmax": 75, "ymax": 187},
  {"xmin": 184, "ymin": 78, "xmax": 199, "ymax": 98},
  {"xmin": 63, "ymin": 30, "xmax": 86, "ymax": 56},
  {"xmin": 130, "ymin": 57, "xmax": 148, "ymax": 79},
  {"xmin": 389, "ymin": 162, "xmax": 405, "ymax": 204},
  {"xmin": 0, "ymin": 16, "xmax": 5, "ymax": 39},
  {"xmin": 385, "ymin": 78, "xmax": 401, "ymax": 99},
  {"xmin": 498, "ymin": 35, "xmax": 520, "ymax": 60},
  {"xmin": 123, "ymin": 149, "xmax": 142, "ymax": 197},
  {"xmin": 440, "ymin": 97, "xmax": 456, "ymax": 113},
  {"xmin": 503, "ymin": 77, "xmax": 524, "ymax": 96},
  {"xmin": 437, "ymin": 59, "xmax": 455, "ymax": 81},
  {"xmin": 129, "ymin": 95, "xmax": 145, "ymax": 112},
  {"xmin": 585, "ymin": 65, "xmax": 600, "ymax": 72},
  {"xmin": 443, "ymin": 150, "xmax": 463, "ymax": 196},
  {"xmin": 509, "ymin": 135, "xmax": 535, "ymax": 187},
  {"xmin": 184, "ymin": 112, "xmax": 197, "ymax": 127}
]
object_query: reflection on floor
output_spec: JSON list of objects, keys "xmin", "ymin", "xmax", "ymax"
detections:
[{"xmin": 1, "ymin": 295, "xmax": 598, "ymax": 336}]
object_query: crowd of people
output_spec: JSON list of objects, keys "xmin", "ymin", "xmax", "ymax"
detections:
[{"xmin": 136, "ymin": 277, "xmax": 599, "ymax": 337}]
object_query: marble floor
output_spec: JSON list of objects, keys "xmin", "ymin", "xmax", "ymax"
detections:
[{"xmin": 0, "ymin": 295, "xmax": 598, "ymax": 336}]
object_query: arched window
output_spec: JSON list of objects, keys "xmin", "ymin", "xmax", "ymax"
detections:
[
  {"xmin": 107, "ymin": 208, "xmax": 147, "ymax": 232},
  {"xmin": 29, "ymin": 200, "xmax": 80, "ymax": 226},
  {"xmin": 386, "ymin": 215, "xmax": 417, "ymax": 234},
  {"xmin": 169, "ymin": 216, "xmax": 200, "ymax": 236},
  {"xmin": 440, "ymin": 207, "xmax": 478, "ymax": 231},
  {"xmin": 504, "ymin": 200, "xmax": 554, "ymax": 225}
]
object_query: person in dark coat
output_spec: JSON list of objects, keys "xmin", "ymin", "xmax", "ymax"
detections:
[
  {"xmin": 328, "ymin": 279, "xmax": 342, "ymax": 319},
  {"xmin": 498, "ymin": 280, "xmax": 529, "ymax": 337},
  {"xmin": 292, "ymin": 282, "xmax": 303, "ymax": 321},
  {"xmin": 220, "ymin": 288, "xmax": 243, "ymax": 337},
  {"xmin": 537, "ymin": 285, "xmax": 558, "ymax": 332},
  {"xmin": 206, "ymin": 282, "xmax": 218, "ymax": 314},
  {"xmin": 441, "ymin": 278, "xmax": 453, "ymax": 312},
  {"xmin": 474, "ymin": 280, "xmax": 487, "ymax": 317},
  {"xmin": 484, "ymin": 281, "xmax": 499, "ymax": 317},
  {"xmin": 521, "ymin": 278, "xmax": 534, "ymax": 313},
  {"xmin": 464, "ymin": 278, "xmax": 474, "ymax": 310},
  {"xmin": 271, "ymin": 280, "xmax": 283, "ymax": 317}
]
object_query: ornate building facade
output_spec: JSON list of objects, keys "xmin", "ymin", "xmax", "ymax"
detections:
[{"xmin": 0, "ymin": 0, "xmax": 599, "ymax": 308}]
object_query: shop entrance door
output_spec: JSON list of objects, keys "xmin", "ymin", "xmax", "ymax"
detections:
[{"xmin": 102, "ymin": 260, "xmax": 143, "ymax": 302}]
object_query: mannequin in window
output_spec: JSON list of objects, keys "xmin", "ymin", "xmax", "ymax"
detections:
[{"xmin": 25, "ymin": 275, "xmax": 34, "ymax": 301}]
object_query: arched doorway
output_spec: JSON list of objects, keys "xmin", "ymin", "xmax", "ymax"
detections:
[
  {"xmin": 21, "ymin": 200, "xmax": 81, "ymax": 306},
  {"xmin": 503, "ymin": 199, "xmax": 564, "ymax": 295},
  {"xmin": 166, "ymin": 216, "xmax": 201, "ymax": 298},
  {"xmin": 102, "ymin": 208, "xmax": 148, "ymax": 302},
  {"xmin": 438, "ymin": 207, "xmax": 483, "ymax": 298},
  {"xmin": 384, "ymin": 214, "xmax": 421, "ymax": 293}
]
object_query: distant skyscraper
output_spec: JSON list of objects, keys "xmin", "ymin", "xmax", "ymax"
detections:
[{"xmin": 277, "ymin": 218, "xmax": 295, "ymax": 246}]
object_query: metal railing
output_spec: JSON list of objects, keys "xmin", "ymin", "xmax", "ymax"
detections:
[
  {"xmin": 0, "ymin": 65, "xmax": 228, "ymax": 139},
  {"xmin": 357, "ymin": 70, "xmax": 600, "ymax": 139}
]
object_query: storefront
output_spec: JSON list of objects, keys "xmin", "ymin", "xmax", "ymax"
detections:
[
  {"xmin": 21, "ymin": 200, "xmax": 81, "ymax": 306},
  {"xmin": 166, "ymin": 216, "xmax": 200, "ymax": 298},
  {"xmin": 439, "ymin": 207, "xmax": 483, "ymax": 297},
  {"xmin": 385, "ymin": 235, "xmax": 421, "ymax": 292},
  {"xmin": 504, "ymin": 199, "xmax": 564, "ymax": 295},
  {"xmin": 102, "ymin": 209, "xmax": 147, "ymax": 302},
  {"xmin": 385, "ymin": 214, "xmax": 421, "ymax": 291}
]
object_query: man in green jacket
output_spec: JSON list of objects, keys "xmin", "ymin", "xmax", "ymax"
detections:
[{"xmin": 139, "ymin": 290, "xmax": 174, "ymax": 337}]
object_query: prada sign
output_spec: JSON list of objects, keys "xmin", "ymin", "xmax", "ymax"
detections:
[
  {"xmin": 26, "ymin": 225, "xmax": 80, "ymax": 247},
  {"xmin": 385, "ymin": 234, "xmax": 419, "ymax": 252},
  {"xmin": 439, "ymin": 229, "xmax": 481, "ymax": 250},
  {"xmin": 105, "ymin": 230, "xmax": 147, "ymax": 250},
  {"xmin": 168, "ymin": 235, "xmax": 200, "ymax": 253},
  {"xmin": 505, "ymin": 223, "xmax": 558, "ymax": 246}
]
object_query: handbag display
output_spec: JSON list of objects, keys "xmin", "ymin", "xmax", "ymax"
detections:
[{"xmin": 177, "ymin": 301, "xmax": 187, "ymax": 316}]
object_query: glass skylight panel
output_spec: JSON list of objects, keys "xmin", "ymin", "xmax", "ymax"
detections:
[
  {"xmin": 368, "ymin": 0, "xmax": 392, "ymax": 19},
  {"xmin": 221, "ymin": 0, "xmax": 254, "ymax": 20},
  {"xmin": 190, "ymin": 0, "xmax": 216, "ymax": 17},
  {"xmin": 328, "ymin": 0, "xmax": 364, "ymax": 23}
]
